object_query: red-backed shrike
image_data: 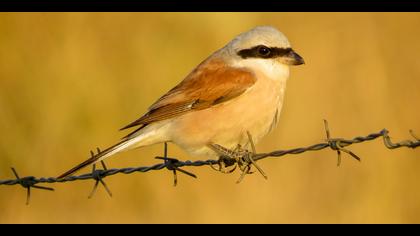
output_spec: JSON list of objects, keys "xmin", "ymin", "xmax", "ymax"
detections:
[{"xmin": 58, "ymin": 26, "xmax": 304, "ymax": 178}]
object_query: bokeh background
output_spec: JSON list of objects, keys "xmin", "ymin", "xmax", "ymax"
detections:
[{"xmin": 0, "ymin": 12, "xmax": 419, "ymax": 223}]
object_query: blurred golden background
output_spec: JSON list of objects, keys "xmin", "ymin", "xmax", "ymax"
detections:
[{"xmin": 0, "ymin": 13, "xmax": 419, "ymax": 223}]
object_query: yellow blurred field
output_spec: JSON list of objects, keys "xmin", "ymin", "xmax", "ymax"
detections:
[{"xmin": 0, "ymin": 12, "xmax": 419, "ymax": 223}]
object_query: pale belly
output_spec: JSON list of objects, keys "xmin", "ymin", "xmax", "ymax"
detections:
[{"xmin": 168, "ymin": 77, "xmax": 286, "ymax": 158}]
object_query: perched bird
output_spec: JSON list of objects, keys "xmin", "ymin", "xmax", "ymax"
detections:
[{"xmin": 58, "ymin": 26, "xmax": 304, "ymax": 179}]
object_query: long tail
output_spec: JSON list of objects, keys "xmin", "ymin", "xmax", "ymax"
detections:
[{"xmin": 57, "ymin": 135, "xmax": 144, "ymax": 179}]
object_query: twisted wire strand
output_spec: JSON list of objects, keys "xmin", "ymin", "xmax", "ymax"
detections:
[
  {"xmin": 0, "ymin": 159, "xmax": 218, "ymax": 186},
  {"xmin": 0, "ymin": 123, "xmax": 419, "ymax": 204}
]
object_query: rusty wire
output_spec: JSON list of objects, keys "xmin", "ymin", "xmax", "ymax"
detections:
[{"xmin": 0, "ymin": 120, "xmax": 419, "ymax": 204}]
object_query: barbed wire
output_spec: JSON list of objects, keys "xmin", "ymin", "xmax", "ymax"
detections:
[{"xmin": 0, "ymin": 120, "xmax": 419, "ymax": 204}]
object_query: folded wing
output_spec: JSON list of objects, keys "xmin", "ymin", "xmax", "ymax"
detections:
[{"xmin": 120, "ymin": 58, "xmax": 257, "ymax": 138}]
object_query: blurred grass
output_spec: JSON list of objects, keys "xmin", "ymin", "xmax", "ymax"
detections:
[{"xmin": 0, "ymin": 12, "xmax": 419, "ymax": 223}]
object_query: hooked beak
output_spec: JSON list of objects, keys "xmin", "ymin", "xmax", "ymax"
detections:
[{"xmin": 282, "ymin": 49, "xmax": 305, "ymax": 66}]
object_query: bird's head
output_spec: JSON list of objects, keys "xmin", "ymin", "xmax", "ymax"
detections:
[{"xmin": 227, "ymin": 26, "xmax": 304, "ymax": 66}]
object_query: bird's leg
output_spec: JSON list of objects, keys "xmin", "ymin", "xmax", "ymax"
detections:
[
  {"xmin": 208, "ymin": 143, "xmax": 239, "ymax": 174},
  {"xmin": 208, "ymin": 131, "xmax": 267, "ymax": 183}
]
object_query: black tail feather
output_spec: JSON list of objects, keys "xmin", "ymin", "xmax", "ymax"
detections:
[{"xmin": 57, "ymin": 140, "xmax": 127, "ymax": 179}]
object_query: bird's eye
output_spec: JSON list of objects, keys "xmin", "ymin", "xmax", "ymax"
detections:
[{"xmin": 257, "ymin": 46, "xmax": 271, "ymax": 57}]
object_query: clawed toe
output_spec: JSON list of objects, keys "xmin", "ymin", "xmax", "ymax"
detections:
[{"xmin": 208, "ymin": 131, "xmax": 268, "ymax": 183}]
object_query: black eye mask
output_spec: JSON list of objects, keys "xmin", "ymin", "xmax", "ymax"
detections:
[{"xmin": 237, "ymin": 45, "xmax": 292, "ymax": 59}]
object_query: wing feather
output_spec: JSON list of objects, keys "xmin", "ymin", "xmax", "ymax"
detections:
[{"xmin": 120, "ymin": 58, "xmax": 256, "ymax": 132}]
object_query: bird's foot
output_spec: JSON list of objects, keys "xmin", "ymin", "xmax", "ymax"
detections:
[
  {"xmin": 209, "ymin": 143, "xmax": 243, "ymax": 174},
  {"xmin": 208, "ymin": 131, "xmax": 268, "ymax": 183}
]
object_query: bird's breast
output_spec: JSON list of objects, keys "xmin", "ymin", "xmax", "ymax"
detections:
[{"xmin": 169, "ymin": 68, "xmax": 288, "ymax": 158}]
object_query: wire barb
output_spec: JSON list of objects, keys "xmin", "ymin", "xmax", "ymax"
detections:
[
  {"xmin": 323, "ymin": 119, "xmax": 361, "ymax": 166},
  {"xmin": 245, "ymin": 131, "xmax": 268, "ymax": 180},
  {"xmin": 88, "ymin": 148, "xmax": 112, "ymax": 199},
  {"xmin": 10, "ymin": 167, "xmax": 54, "ymax": 205},
  {"xmin": 155, "ymin": 142, "xmax": 197, "ymax": 187},
  {"xmin": 1, "ymin": 120, "xmax": 419, "ymax": 204}
]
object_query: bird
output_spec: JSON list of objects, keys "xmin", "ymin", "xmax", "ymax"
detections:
[{"xmin": 58, "ymin": 25, "xmax": 304, "ymax": 179}]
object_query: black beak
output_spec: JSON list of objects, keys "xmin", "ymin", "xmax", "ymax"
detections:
[{"xmin": 285, "ymin": 49, "xmax": 305, "ymax": 65}]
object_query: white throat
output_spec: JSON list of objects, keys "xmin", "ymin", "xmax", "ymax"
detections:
[{"xmin": 233, "ymin": 58, "xmax": 290, "ymax": 81}]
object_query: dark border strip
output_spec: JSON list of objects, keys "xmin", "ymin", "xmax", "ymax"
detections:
[{"xmin": 1, "ymin": 0, "xmax": 420, "ymax": 12}]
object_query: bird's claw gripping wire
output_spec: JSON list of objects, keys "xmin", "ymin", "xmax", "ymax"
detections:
[
  {"xmin": 323, "ymin": 120, "xmax": 361, "ymax": 166},
  {"xmin": 155, "ymin": 142, "xmax": 197, "ymax": 187},
  {"xmin": 209, "ymin": 131, "xmax": 268, "ymax": 183},
  {"xmin": 208, "ymin": 149, "xmax": 238, "ymax": 174},
  {"xmin": 88, "ymin": 148, "xmax": 113, "ymax": 199},
  {"xmin": 10, "ymin": 167, "xmax": 54, "ymax": 205}
]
